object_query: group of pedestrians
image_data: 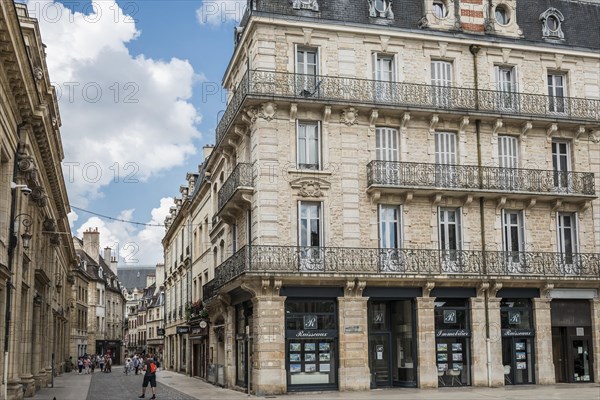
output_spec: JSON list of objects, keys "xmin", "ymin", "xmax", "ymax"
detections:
[
  {"xmin": 124, "ymin": 354, "xmax": 143, "ymax": 375},
  {"xmin": 75, "ymin": 354, "xmax": 114, "ymax": 374}
]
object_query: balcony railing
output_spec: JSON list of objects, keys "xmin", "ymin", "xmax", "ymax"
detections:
[
  {"xmin": 217, "ymin": 163, "xmax": 254, "ymax": 212},
  {"xmin": 203, "ymin": 245, "xmax": 600, "ymax": 300},
  {"xmin": 216, "ymin": 70, "xmax": 600, "ymax": 146},
  {"xmin": 367, "ymin": 161, "xmax": 596, "ymax": 196}
]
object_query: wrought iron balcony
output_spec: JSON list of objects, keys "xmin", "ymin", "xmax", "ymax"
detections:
[
  {"xmin": 216, "ymin": 70, "xmax": 600, "ymax": 146},
  {"xmin": 217, "ymin": 163, "xmax": 254, "ymax": 213},
  {"xmin": 202, "ymin": 245, "xmax": 600, "ymax": 301},
  {"xmin": 367, "ymin": 160, "xmax": 596, "ymax": 197}
]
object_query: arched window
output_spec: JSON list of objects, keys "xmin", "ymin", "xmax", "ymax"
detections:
[{"xmin": 539, "ymin": 8, "xmax": 564, "ymax": 40}]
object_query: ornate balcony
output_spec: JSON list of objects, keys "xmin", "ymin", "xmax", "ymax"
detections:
[
  {"xmin": 217, "ymin": 163, "xmax": 254, "ymax": 218},
  {"xmin": 367, "ymin": 160, "xmax": 596, "ymax": 200},
  {"xmin": 202, "ymin": 245, "xmax": 600, "ymax": 301},
  {"xmin": 216, "ymin": 70, "xmax": 600, "ymax": 147}
]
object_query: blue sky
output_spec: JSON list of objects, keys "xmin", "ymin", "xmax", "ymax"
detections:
[{"xmin": 26, "ymin": 0, "xmax": 245, "ymax": 265}]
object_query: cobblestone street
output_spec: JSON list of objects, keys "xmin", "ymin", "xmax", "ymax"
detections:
[{"xmin": 86, "ymin": 368, "xmax": 195, "ymax": 400}]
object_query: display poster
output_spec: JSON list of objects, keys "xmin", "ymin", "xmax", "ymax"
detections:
[
  {"xmin": 376, "ymin": 344, "xmax": 384, "ymax": 360},
  {"xmin": 515, "ymin": 352, "xmax": 526, "ymax": 360},
  {"xmin": 437, "ymin": 343, "xmax": 448, "ymax": 352},
  {"xmin": 290, "ymin": 343, "xmax": 301, "ymax": 352},
  {"xmin": 515, "ymin": 342, "xmax": 525, "ymax": 351},
  {"xmin": 516, "ymin": 362, "xmax": 527, "ymax": 370},
  {"xmin": 452, "ymin": 343, "xmax": 462, "ymax": 352}
]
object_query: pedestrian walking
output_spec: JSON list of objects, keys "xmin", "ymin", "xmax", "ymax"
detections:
[
  {"xmin": 84, "ymin": 357, "xmax": 90, "ymax": 374},
  {"xmin": 99, "ymin": 356, "xmax": 105, "ymax": 372},
  {"xmin": 105, "ymin": 354, "xmax": 111, "ymax": 373},
  {"xmin": 133, "ymin": 355, "xmax": 140, "ymax": 375},
  {"xmin": 77, "ymin": 357, "xmax": 83, "ymax": 374},
  {"xmin": 138, "ymin": 355, "xmax": 157, "ymax": 399},
  {"xmin": 125, "ymin": 357, "xmax": 131, "ymax": 375}
]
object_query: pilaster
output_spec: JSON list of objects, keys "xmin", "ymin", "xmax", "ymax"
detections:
[
  {"xmin": 487, "ymin": 296, "xmax": 504, "ymax": 387},
  {"xmin": 337, "ymin": 280, "xmax": 369, "ymax": 391},
  {"xmin": 416, "ymin": 297, "xmax": 436, "ymax": 388},
  {"xmin": 470, "ymin": 296, "xmax": 487, "ymax": 386},
  {"xmin": 532, "ymin": 297, "xmax": 555, "ymax": 384},
  {"xmin": 590, "ymin": 297, "xmax": 600, "ymax": 384}
]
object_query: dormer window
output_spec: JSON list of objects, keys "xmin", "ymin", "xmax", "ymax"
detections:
[
  {"xmin": 433, "ymin": 0, "xmax": 447, "ymax": 19},
  {"xmin": 540, "ymin": 8, "xmax": 564, "ymax": 40},
  {"xmin": 369, "ymin": 0, "xmax": 394, "ymax": 19},
  {"xmin": 292, "ymin": 0, "xmax": 319, "ymax": 11},
  {"xmin": 495, "ymin": 5, "xmax": 509, "ymax": 25}
]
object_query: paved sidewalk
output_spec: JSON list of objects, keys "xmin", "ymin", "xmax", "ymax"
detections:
[
  {"xmin": 31, "ymin": 370, "xmax": 91, "ymax": 400},
  {"xmin": 157, "ymin": 369, "xmax": 248, "ymax": 399}
]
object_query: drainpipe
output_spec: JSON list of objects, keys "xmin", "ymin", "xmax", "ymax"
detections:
[{"xmin": 470, "ymin": 44, "xmax": 492, "ymax": 387}]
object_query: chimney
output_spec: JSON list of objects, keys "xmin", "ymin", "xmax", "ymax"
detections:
[
  {"xmin": 203, "ymin": 144, "xmax": 214, "ymax": 161},
  {"xmin": 146, "ymin": 273, "xmax": 156, "ymax": 288},
  {"xmin": 460, "ymin": 0, "xmax": 485, "ymax": 33},
  {"xmin": 103, "ymin": 247, "xmax": 112, "ymax": 265},
  {"xmin": 110, "ymin": 256, "xmax": 118, "ymax": 277},
  {"xmin": 155, "ymin": 263, "xmax": 165, "ymax": 287},
  {"xmin": 83, "ymin": 228, "xmax": 100, "ymax": 263}
]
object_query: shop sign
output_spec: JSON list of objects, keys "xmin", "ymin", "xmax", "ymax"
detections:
[
  {"xmin": 344, "ymin": 325, "xmax": 362, "ymax": 334},
  {"xmin": 576, "ymin": 327, "xmax": 584, "ymax": 336},
  {"xmin": 501, "ymin": 329, "xmax": 534, "ymax": 337},
  {"xmin": 304, "ymin": 315, "xmax": 318, "ymax": 330},
  {"xmin": 176, "ymin": 326, "xmax": 190, "ymax": 334},
  {"xmin": 286, "ymin": 329, "xmax": 338, "ymax": 339},
  {"xmin": 436, "ymin": 329, "xmax": 470, "ymax": 338},
  {"xmin": 157, "ymin": 328, "xmax": 165, "ymax": 336},
  {"xmin": 373, "ymin": 312, "xmax": 385, "ymax": 324},
  {"xmin": 508, "ymin": 311, "xmax": 521, "ymax": 325},
  {"xmin": 443, "ymin": 310, "xmax": 457, "ymax": 324}
]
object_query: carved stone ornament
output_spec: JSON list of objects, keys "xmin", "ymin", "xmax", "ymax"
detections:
[
  {"xmin": 258, "ymin": 102, "xmax": 277, "ymax": 121},
  {"xmin": 292, "ymin": 0, "xmax": 319, "ymax": 12},
  {"xmin": 417, "ymin": 16, "xmax": 429, "ymax": 29},
  {"xmin": 340, "ymin": 107, "xmax": 359, "ymax": 126},
  {"xmin": 298, "ymin": 181, "xmax": 322, "ymax": 198},
  {"xmin": 590, "ymin": 130, "xmax": 600, "ymax": 144}
]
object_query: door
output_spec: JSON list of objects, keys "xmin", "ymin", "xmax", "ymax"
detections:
[
  {"xmin": 503, "ymin": 337, "xmax": 535, "ymax": 385},
  {"xmin": 552, "ymin": 141, "xmax": 571, "ymax": 191},
  {"xmin": 369, "ymin": 333, "xmax": 392, "ymax": 387},
  {"xmin": 498, "ymin": 135, "xmax": 519, "ymax": 190},
  {"xmin": 373, "ymin": 54, "xmax": 394, "ymax": 102},
  {"xmin": 557, "ymin": 213, "xmax": 578, "ymax": 272},
  {"xmin": 431, "ymin": 61, "xmax": 452, "ymax": 108},
  {"xmin": 376, "ymin": 127, "xmax": 399, "ymax": 162},
  {"xmin": 502, "ymin": 210, "xmax": 525, "ymax": 270},
  {"xmin": 435, "ymin": 132, "xmax": 458, "ymax": 187},
  {"xmin": 548, "ymin": 73, "xmax": 566, "ymax": 114},
  {"xmin": 571, "ymin": 339, "xmax": 593, "ymax": 382}
]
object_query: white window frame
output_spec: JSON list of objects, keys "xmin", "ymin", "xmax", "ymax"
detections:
[
  {"xmin": 547, "ymin": 72, "xmax": 567, "ymax": 114},
  {"xmin": 556, "ymin": 212, "xmax": 578, "ymax": 272},
  {"xmin": 375, "ymin": 127, "xmax": 399, "ymax": 162},
  {"xmin": 552, "ymin": 140, "xmax": 571, "ymax": 191},
  {"xmin": 438, "ymin": 207, "xmax": 462, "ymax": 271},
  {"xmin": 372, "ymin": 53, "xmax": 396, "ymax": 102},
  {"xmin": 502, "ymin": 209, "xmax": 525, "ymax": 268},
  {"xmin": 296, "ymin": 120, "xmax": 321, "ymax": 170},
  {"xmin": 431, "ymin": 60, "xmax": 453, "ymax": 107},
  {"xmin": 497, "ymin": 135, "xmax": 519, "ymax": 190},
  {"xmin": 434, "ymin": 131, "xmax": 458, "ymax": 187},
  {"xmin": 295, "ymin": 45, "xmax": 319, "ymax": 95},
  {"xmin": 495, "ymin": 65, "xmax": 517, "ymax": 110},
  {"xmin": 298, "ymin": 201, "xmax": 324, "ymax": 271},
  {"xmin": 378, "ymin": 205, "xmax": 403, "ymax": 272}
]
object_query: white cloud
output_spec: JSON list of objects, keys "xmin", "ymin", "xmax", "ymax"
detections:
[
  {"xmin": 67, "ymin": 210, "xmax": 78, "ymax": 229},
  {"xmin": 75, "ymin": 197, "xmax": 174, "ymax": 265},
  {"xmin": 196, "ymin": 0, "xmax": 247, "ymax": 26},
  {"xmin": 28, "ymin": 1, "xmax": 202, "ymax": 206}
]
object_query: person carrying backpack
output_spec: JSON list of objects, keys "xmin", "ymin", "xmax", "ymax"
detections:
[{"xmin": 138, "ymin": 355, "xmax": 157, "ymax": 399}]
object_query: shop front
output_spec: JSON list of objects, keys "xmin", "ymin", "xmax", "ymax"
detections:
[
  {"xmin": 500, "ymin": 295, "xmax": 536, "ymax": 385},
  {"xmin": 96, "ymin": 340, "xmax": 122, "ymax": 365},
  {"xmin": 551, "ymin": 297, "xmax": 595, "ymax": 383},
  {"xmin": 188, "ymin": 320, "xmax": 209, "ymax": 379},
  {"xmin": 235, "ymin": 301, "xmax": 253, "ymax": 389},
  {"xmin": 434, "ymin": 297, "xmax": 471, "ymax": 387},
  {"xmin": 365, "ymin": 287, "xmax": 419, "ymax": 388},
  {"xmin": 285, "ymin": 298, "xmax": 338, "ymax": 392}
]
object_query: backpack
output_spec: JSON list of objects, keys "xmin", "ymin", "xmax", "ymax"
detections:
[{"xmin": 149, "ymin": 362, "xmax": 157, "ymax": 374}]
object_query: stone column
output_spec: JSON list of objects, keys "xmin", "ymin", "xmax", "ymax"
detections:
[
  {"xmin": 532, "ymin": 297, "xmax": 555, "ymax": 384},
  {"xmin": 7, "ymin": 287, "xmax": 24, "ymax": 399},
  {"xmin": 224, "ymin": 305, "xmax": 235, "ymax": 388},
  {"xmin": 470, "ymin": 296, "xmax": 487, "ymax": 386},
  {"xmin": 487, "ymin": 296, "xmax": 504, "ymax": 387},
  {"xmin": 416, "ymin": 297, "xmax": 436, "ymax": 388},
  {"xmin": 590, "ymin": 297, "xmax": 600, "ymax": 384},
  {"xmin": 248, "ymin": 279, "xmax": 286, "ymax": 396},
  {"xmin": 32, "ymin": 302, "xmax": 43, "ymax": 389},
  {"xmin": 337, "ymin": 281, "xmax": 369, "ymax": 391}
]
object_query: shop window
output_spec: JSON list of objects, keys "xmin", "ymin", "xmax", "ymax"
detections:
[
  {"xmin": 500, "ymin": 298, "xmax": 535, "ymax": 384},
  {"xmin": 434, "ymin": 298, "xmax": 471, "ymax": 386}
]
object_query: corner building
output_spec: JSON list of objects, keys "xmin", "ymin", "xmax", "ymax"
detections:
[{"xmin": 184, "ymin": 0, "xmax": 600, "ymax": 395}]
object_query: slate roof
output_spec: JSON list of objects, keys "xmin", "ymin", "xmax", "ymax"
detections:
[
  {"xmin": 117, "ymin": 266, "xmax": 157, "ymax": 291},
  {"xmin": 246, "ymin": 0, "xmax": 599, "ymax": 50}
]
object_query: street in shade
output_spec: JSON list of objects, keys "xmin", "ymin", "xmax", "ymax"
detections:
[{"xmin": 86, "ymin": 368, "xmax": 194, "ymax": 400}]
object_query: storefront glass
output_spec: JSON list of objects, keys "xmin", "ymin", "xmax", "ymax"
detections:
[
  {"xmin": 285, "ymin": 299, "xmax": 337, "ymax": 390},
  {"xmin": 368, "ymin": 300, "xmax": 416, "ymax": 387},
  {"xmin": 434, "ymin": 298, "xmax": 471, "ymax": 386},
  {"xmin": 500, "ymin": 298, "xmax": 535, "ymax": 385}
]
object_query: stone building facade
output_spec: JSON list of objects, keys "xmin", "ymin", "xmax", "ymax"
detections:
[
  {"xmin": 164, "ymin": 0, "xmax": 600, "ymax": 395},
  {"xmin": 0, "ymin": 3, "xmax": 76, "ymax": 399}
]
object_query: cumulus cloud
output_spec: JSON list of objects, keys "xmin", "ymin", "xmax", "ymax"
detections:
[
  {"xmin": 28, "ymin": 0, "xmax": 202, "ymax": 206},
  {"xmin": 196, "ymin": 0, "xmax": 247, "ymax": 26},
  {"xmin": 75, "ymin": 197, "xmax": 174, "ymax": 265},
  {"xmin": 67, "ymin": 210, "xmax": 78, "ymax": 229}
]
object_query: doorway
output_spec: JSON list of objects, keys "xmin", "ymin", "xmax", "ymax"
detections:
[{"xmin": 552, "ymin": 327, "xmax": 594, "ymax": 383}]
